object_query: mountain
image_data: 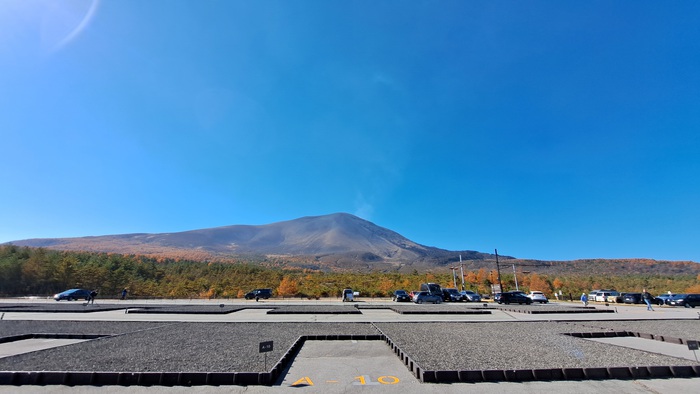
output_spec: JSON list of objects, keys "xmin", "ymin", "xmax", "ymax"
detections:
[
  {"xmin": 8, "ymin": 213, "xmax": 698, "ymax": 275},
  {"xmin": 6, "ymin": 213, "xmax": 500, "ymax": 271}
]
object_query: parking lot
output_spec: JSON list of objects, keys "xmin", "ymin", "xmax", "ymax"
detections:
[{"xmin": 1, "ymin": 298, "xmax": 699, "ymax": 393}]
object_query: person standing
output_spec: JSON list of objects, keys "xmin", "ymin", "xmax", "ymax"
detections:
[
  {"xmin": 580, "ymin": 292, "xmax": 588, "ymax": 307},
  {"xmin": 642, "ymin": 289, "xmax": 654, "ymax": 311},
  {"xmin": 121, "ymin": 288, "xmax": 128, "ymax": 300},
  {"xmin": 89, "ymin": 290, "xmax": 98, "ymax": 305}
]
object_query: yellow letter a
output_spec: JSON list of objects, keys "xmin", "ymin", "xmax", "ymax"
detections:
[{"xmin": 291, "ymin": 376, "xmax": 314, "ymax": 386}]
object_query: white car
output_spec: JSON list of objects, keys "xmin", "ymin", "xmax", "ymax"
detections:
[
  {"xmin": 594, "ymin": 290, "xmax": 620, "ymax": 303},
  {"xmin": 527, "ymin": 291, "xmax": 548, "ymax": 303}
]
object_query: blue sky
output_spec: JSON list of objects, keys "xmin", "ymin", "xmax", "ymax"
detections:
[{"xmin": 1, "ymin": 1, "xmax": 699, "ymax": 262}]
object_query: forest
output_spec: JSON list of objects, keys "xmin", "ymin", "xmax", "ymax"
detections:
[{"xmin": 1, "ymin": 245, "xmax": 699, "ymax": 299}]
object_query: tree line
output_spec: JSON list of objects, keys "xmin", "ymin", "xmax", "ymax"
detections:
[{"xmin": 1, "ymin": 245, "xmax": 699, "ymax": 299}]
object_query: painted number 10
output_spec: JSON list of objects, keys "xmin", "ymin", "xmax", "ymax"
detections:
[{"xmin": 353, "ymin": 375, "xmax": 400, "ymax": 385}]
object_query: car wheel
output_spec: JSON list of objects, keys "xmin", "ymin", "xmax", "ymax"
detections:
[
  {"xmin": 436, "ymin": 298, "xmax": 442, "ymax": 304},
  {"xmin": 417, "ymin": 299, "xmax": 424, "ymax": 304}
]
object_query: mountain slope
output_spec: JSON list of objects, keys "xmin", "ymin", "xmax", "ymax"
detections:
[{"xmin": 7, "ymin": 213, "xmax": 495, "ymax": 270}]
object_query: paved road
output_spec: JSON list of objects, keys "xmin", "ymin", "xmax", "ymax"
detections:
[{"xmin": 2, "ymin": 298, "xmax": 700, "ymax": 393}]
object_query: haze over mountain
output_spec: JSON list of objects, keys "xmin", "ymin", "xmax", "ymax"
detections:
[{"xmin": 7, "ymin": 213, "xmax": 498, "ymax": 271}]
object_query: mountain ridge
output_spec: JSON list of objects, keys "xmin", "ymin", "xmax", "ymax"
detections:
[
  {"xmin": 7, "ymin": 213, "xmax": 698, "ymax": 275},
  {"xmin": 7, "ymin": 213, "xmax": 498, "ymax": 271}
]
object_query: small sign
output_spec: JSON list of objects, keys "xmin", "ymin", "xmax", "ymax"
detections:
[
  {"xmin": 687, "ymin": 340, "xmax": 699, "ymax": 351},
  {"xmin": 259, "ymin": 341, "xmax": 273, "ymax": 353}
]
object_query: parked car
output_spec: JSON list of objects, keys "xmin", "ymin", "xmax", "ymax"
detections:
[
  {"xmin": 53, "ymin": 288, "xmax": 92, "ymax": 301},
  {"xmin": 622, "ymin": 293, "xmax": 643, "ymax": 304},
  {"xmin": 413, "ymin": 291, "xmax": 442, "ymax": 304},
  {"xmin": 588, "ymin": 291, "xmax": 600, "ymax": 302},
  {"xmin": 342, "ymin": 288, "xmax": 354, "ymax": 302},
  {"xmin": 527, "ymin": 291, "xmax": 548, "ymax": 303},
  {"xmin": 666, "ymin": 294, "xmax": 700, "ymax": 308},
  {"xmin": 442, "ymin": 288, "xmax": 464, "ymax": 302},
  {"xmin": 244, "ymin": 288, "xmax": 272, "ymax": 301},
  {"xmin": 595, "ymin": 290, "xmax": 620, "ymax": 303},
  {"xmin": 460, "ymin": 290, "xmax": 481, "ymax": 302},
  {"xmin": 655, "ymin": 294, "xmax": 674, "ymax": 305},
  {"xmin": 493, "ymin": 292, "xmax": 502, "ymax": 303},
  {"xmin": 420, "ymin": 283, "xmax": 443, "ymax": 296},
  {"xmin": 392, "ymin": 290, "xmax": 411, "ymax": 302},
  {"xmin": 497, "ymin": 291, "xmax": 532, "ymax": 305}
]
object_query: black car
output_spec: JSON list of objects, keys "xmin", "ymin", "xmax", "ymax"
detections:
[
  {"xmin": 497, "ymin": 291, "xmax": 532, "ymax": 305},
  {"xmin": 442, "ymin": 288, "xmax": 464, "ymax": 302},
  {"xmin": 392, "ymin": 290, "xmax": 411, "ymax": 302},
  {"xmin": 53, "ymin": 288, "xmax": 92, "ymax": 301},
  {"xmin": 666, "ymin": 294, "xmax": 700, "ymax": 308},
  {"xmin": 622, "ymin": 293, "xmax": 643, "ymax": 304},
  {"xmin": 244, "ymin": 288, "xmax": 272, "ymax": 301}
]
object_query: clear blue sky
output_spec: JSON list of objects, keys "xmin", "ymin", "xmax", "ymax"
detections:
[{"xmin": 2, "ymin": 1, "xmax": 699, "ymax": 262}]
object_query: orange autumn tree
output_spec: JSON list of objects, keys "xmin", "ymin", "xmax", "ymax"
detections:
[
  {"xmin": 378, "ymin": 277, "xmax": 394, "ymax": 296},
  {"xmin": 277, "ymin": 276, "xmax": 299, "ymax": 297},
  {"xmin": 527, "ymin": 273, "xmax": 552, "ymax": 295},
  {"xmin": 464, "ymin": 271, "xmax": 478, "ymax": 287},
  {"xmin": 552, "ymin": 277, "xmax": 564, "ymax": 290}
]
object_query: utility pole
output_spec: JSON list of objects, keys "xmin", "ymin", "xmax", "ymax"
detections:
[
  {"xmin": 495, "ymin": 249, "xmax": 503, "ymax": 293},
  {"xmin": 459, "ymin": 255, "xmax": 465, "ymax": 291},
  {"xmin": 450, "ymin": 266, "xmax": 458, "ymax": 289},
  {"xmin": 512, "ymin": 264, "xmax": 519, "ymax": 291}
]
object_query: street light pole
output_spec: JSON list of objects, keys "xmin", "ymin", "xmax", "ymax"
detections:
[{"xmin": 512, "ymin": 264, "xmax": 519, "ymax": 291}]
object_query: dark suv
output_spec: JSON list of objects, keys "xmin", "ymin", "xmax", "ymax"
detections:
[
  {"xmin": 245, "ymin": 288, "xmax": 272, "ymax": 301},
  {"xmin": 497, "ymin": 291, "xmax": 532, "ymax": 305},
  {"xmin": 442, "ymin": 288, "xmax": 464, "ymax": 302},
  {"xmin": 667, "ymin": 294, "xmax": 700, "ymax": 308}
]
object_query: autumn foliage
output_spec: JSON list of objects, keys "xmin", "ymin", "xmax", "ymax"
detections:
[{"xmin": 1, "ymin": 245, "xmax": 698, "ymax": 299}]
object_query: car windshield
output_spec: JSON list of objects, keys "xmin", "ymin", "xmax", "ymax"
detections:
[{"xmin": 395, "ymin": 290, "xmax": 407, "ymax": 295}]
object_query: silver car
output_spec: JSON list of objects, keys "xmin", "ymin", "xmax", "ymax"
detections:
[
  {"xmin": 460, "ymin": 290, "xmax": 481, "ymax": 302},
  {"xmin": 413, "ymin": 291, "xmax": 442, "ymax": 304}
]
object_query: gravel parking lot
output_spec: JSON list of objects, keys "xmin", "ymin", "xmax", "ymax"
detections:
[
  {"xmin": 374, "ymin": 321, "xmax": 699, "ymax": 371},
  {"xmin": 2, "ymin": 319, "xmax": 698, "ymax": 374},
  {"xmin": 1, "ymin": 301, "xmax": 699, "ymax": 387}
]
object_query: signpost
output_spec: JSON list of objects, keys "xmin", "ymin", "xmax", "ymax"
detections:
[{"xmin": 260, "ymin": 341, "xmax": 273, "ymax": 370}]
